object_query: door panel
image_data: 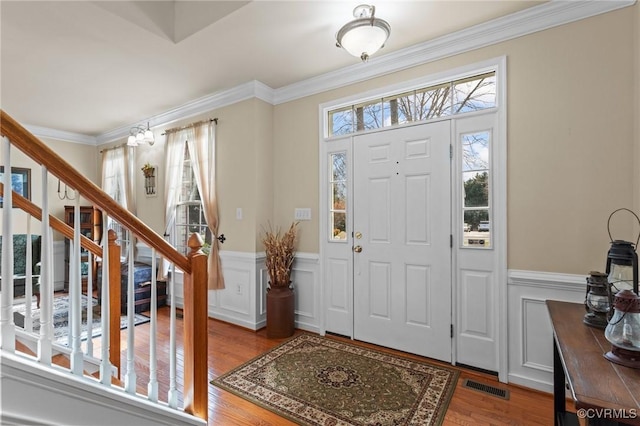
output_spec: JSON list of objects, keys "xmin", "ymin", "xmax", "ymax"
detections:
[
  {"xmin": 322, "ymin": 137, "xmax": 353, "ymax": 337},
  {"xmin": 405, "ymin": 174, "xmax": 430, "ymax": 244},
  {"xmin": 353, "ymin": 122, "xmax": 452, "ymax": 361},
  {"xmin": 405, "ymin": 264, "xmax": 431, "ymax": 326},
  {"xmin": 454, "ymin": 113, "xmax": 500, "ymax": 373}
]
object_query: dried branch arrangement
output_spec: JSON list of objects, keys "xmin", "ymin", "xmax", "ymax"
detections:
[{"xmin": 262, "ymin": 222, "xmax": 298, "ymax": 288}]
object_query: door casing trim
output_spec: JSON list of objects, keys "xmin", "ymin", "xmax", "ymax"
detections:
[{"xmin": 318, "ymin": 56, "xmax": 507, "ymax": 382}]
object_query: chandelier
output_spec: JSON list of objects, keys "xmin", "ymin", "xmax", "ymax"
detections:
[
  {"xmin": 336, "ymin": 4, "xmax": 391, "ymax": 62},
  {"xmin": 127, "ymin": 122, "xmax": 155, "ymax": 147}
]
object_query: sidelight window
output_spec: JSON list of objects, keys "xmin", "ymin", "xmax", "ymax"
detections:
[
  {"xmin": 329, "ymin": 152, "xmax": 347, "ymax": 241},
  {"xmin": 461, "ymin": 131, "xmax": 491, "ymax": 248}
]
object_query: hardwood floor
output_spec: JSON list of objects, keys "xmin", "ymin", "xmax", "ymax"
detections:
[
  {"xmin": 21, "ymin": 304, "xmax": 556, "ymax": 425},
  {"xmin": 114, "ymin": 306, "xmax": 555, "ymax": 426}
]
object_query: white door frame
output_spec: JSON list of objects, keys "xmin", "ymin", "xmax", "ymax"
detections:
[{"xmin": 318, "ymin": 57, "xmax": 508, "ymax": 382}]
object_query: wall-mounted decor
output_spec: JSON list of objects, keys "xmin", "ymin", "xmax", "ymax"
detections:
[
  {"xmin": 56, "ymin": 178, "xmax": 76, "ymax": 201},
  {"xmin": 141, "ymin": 163, "xmax": 157, "ymax": 197},
  {"xmin": 0, "ymin": 166, "xmax": 31, "ymax": 207}
]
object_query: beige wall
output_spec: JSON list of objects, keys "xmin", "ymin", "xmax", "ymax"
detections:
[
  {"xmin": 108, "ymin": 98, "xmax": 274, "ymax": 253},
  {"xmin": 10, "ymin": 5, "xmax": 636, "ymax": 276},
  {"xmin": 505, "ymin": 7, "xmax": 634, "ymax": 274},
  {"xmin": 273, "ymin": 6, "xmax": 637, "ymax": 275},
  {"xmin": 0, "ymin": 137, "xmax": 99, "ymax": 238},
  {"xmin": 253, "ymin": 99, "xmax": 274, "ymax": 249},
  {"xmin": 634, "ymin": 3, "xmax": 640, "ymax": 221}
]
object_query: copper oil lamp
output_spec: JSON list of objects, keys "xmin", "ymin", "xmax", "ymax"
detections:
[{"xmin": 604, "ymin": 289, "xmax": 640, "ymax": 368}]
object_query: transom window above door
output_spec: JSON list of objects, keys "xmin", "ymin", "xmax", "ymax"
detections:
[{"xmin": 327, "ymin": 72, "xmax": 496, "ymax": 137}]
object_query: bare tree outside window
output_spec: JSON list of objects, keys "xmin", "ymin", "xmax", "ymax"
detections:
[
  {"xmin": 329, "ymin": 107, "xmax": 354, "ymax": 136},
  {"xmin": 328, "ymin": 72, "xmax": 496, "ymax": 137},
  {"xmin": 461, "ymin": 130, "xmax": 491, "ymax": 248},
  {"xmin": 330, "ymin": 152, "xmax": 347, "ymax": 240}
]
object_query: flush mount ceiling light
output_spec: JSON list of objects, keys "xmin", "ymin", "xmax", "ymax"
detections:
[
  {"xmin": 336, "ymin": 4, "xmax": 390, "ymax": 62},
  {"xmin": 127, "ymin": 122, "xmax": 155, "ymax": 147}
]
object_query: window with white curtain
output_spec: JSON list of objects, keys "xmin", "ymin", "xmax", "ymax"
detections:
[
  {"xmin": 101, "ymin": 147, "xmax": 130, "ymax": 257},
  {"xmin": 174, "ymin": 144, "xmax": 211, "ymax": 255},
  {"xmin": 163, "ymin": 120, "xmax": 225, "ymax": 290}
]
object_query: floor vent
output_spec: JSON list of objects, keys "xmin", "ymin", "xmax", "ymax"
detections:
[{"xmin": 462, "ymin": 379, "xmax": 510, "ymax": 400}]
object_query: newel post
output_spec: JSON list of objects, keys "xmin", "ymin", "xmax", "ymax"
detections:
[
  {"xmin": 183, "ymin": 233, "xmax": 208, "ymax": 421},
  {"xmin": 107, "ymin": 230, "xmax": 121, "ymax": 378}
]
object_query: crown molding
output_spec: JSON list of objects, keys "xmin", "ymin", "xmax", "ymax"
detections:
[
  {"xmin": 25, "ymin": 124, "xmax": 98, "ymax": 145},
  {"xmin": 30, "ymin": 0, "xmax": 635, "ymax": 144},
  {"xmin": 272, "ymin": 0, "xmax": 636, "ymax": 104},
  {"xmin": 96, "ymin": 80, "xmax": 275, "ymax": 145}
]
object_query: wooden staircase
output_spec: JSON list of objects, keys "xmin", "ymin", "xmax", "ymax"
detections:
[{"xmin": 0, "ymin": 109, "xmax": 209, "ymax": 424}]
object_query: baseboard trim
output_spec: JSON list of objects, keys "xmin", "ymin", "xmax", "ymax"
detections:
[
  {"xmin": 208, "ymin": 310, "xmax": 261, "ymax": 331},
  {"xmin": 507, "ymin": 373, "xmax": 552, "ymax": 394}
]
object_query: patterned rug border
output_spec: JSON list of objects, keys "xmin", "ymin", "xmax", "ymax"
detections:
[
  {"xmin": 12, "ymin": 295, "xmax": 150, "ymax": 344},
  {"xmin": 212, "ymin": 333, "xmax": 459, "ymax": 426}
]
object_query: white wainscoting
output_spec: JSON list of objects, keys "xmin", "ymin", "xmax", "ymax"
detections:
[
  {"xmin": 507, "ymin": 269, "xmax": 585, "ymax": 393},
  {"xmin": 211, "ymin": 251, "xmax": 262, "ymax": 329},
  {"xmin": 269, "ymin": 253, "xmax": 321, "ymax": 333},
  {"xmin": 145, "ymin": 247, "xmax": 320, "ymax": 332},
  {"xmin": 137, "ymin": 244, "xmax": 587, "ymax": 395},
  {"xmin": 254, "ymin": 252, "xmax": 321, "ymax": 333}
]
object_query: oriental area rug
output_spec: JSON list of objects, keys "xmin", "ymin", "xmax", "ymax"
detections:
[
  {"xmin": 12, "ymin": 295, "xmax": 149, "ymax": 345},
  {"xmin": 212, "ymin": 333, "xmax": 459, "ymax": 426}
]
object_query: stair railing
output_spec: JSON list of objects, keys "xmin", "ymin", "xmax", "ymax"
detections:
[{"xmin": 0, "ymin": 110, "xmax": 208, "ymax": 422}]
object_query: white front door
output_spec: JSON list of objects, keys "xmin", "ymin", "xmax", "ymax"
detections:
[{"xmin": 352, "ymin": 121, "xmax": 452, "ymax": 361}]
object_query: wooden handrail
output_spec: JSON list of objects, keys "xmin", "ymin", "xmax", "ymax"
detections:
[
  {"xmin": 0, "ymin": 110, "xmax": 190, "ymax": 273},
  {"xmin": 183, "ymin": 235, "xmax": 208, "ymax": 420},
  {"xmin": 0, "ymin": 182, "xmax": 101, "ymax": 257},
  {"xmin": 2, "ymin": 110, "xmax": 209, "ymax": 423}
]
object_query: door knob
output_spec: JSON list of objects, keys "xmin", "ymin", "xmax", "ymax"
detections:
[{"xmin": 353, "ymin": 245, "xmax": 363, "ymax": 253}]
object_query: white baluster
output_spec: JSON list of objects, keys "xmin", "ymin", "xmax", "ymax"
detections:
[
  {"xmin": 168, "ymin": 263, "xmax": 178, "ymax": 408},
  {"xmin": 38, "ymin": 167, "xmax": 52, "ymax": 364},
  {"xmin": 67, "ymin": 239, "xmax": 74, "ymax": 347},
  {"xmin": 85, "ymin": 252, "xmax": 93, "ymax": 356},
  {"xmin": 99, "ymin": 213, "xmax": 112, "ymax": 385},
  {"xmin": 147, "ymin": 248, "xmax": 158, "ymax": 402},
  {"xmin": 70, "ymin": 193, "xmax": 83, "ymax": 374},
  {"xmin": 24, "ymin": 214, "xmax": 33, "ymax": 332},
  {"xmin": 124, "ymin": 235, "xmax": 137, "ymax": 393},
  {"xmin": 0, "ymin": 137, "xmax": 15, "ymax": 352}
]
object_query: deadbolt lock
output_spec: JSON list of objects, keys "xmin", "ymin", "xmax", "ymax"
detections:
[{"xmin": 355, "ymin": 231, "xmax": 362, "ymax": 239}]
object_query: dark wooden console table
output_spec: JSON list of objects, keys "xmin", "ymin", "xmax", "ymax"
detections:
[{"xmin": 547, "ymin": 300, "xmax": 640, "ymax": 426}]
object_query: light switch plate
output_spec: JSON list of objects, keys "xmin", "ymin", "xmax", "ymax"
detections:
[{"xmin": 294, "ymin": 208, "xmax": 311, "ymax": 221}]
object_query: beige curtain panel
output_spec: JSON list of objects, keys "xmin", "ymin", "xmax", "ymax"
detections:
[
  {"xmin": 185, "ymin": 122, "xmax": 225, "ymax": 290},
  {"xmin": 161, "ymin": 131, "xmax": 186, "ymax": 279},
  {"xmin": 101, "ymin": 145, "xmax": 136, "ymax": 258}
]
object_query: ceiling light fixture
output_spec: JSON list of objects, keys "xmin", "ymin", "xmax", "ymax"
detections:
[
  {"xmin": 127, "ymin": 122, "xmax": 155, "ymax": 147},
  {"xmin": 336, "ymin": 4, "xmax": 390, "ymax": 62}
]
